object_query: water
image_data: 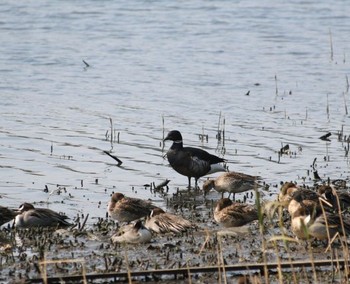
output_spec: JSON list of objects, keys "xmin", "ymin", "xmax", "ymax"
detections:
[{"xmin": 1, "ymin": 0, "xmax": 350, "ymax": 222}]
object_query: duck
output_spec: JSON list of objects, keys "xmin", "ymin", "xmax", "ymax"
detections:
[
  {"xmin": 287, "ymin": 188, "xmax": 330, "ymax": 217},
  {"xmin": 214, "ymin": 198, "xmax": 258, "ymax": 227},
  {"xmin": 203, "ymin": 171, "xmax": 260, "ymax": 200},
  {"xmin": 163, "ymin": 130, "xmax": 226, "ymax": 189},
  {"xmin": 290, "ymin": 207, "xmax": 312, "ymax": 240},
  {"xmin": 108, "ymin": 192, "xmax": 157, "ymax": 223},
  {"xmin": 317, "ymin": 184, "xmax": 350, "ymax": 211},
  {"xmin": 308, "ymin": 210, "xmax": 350, "ymax": 241},
  {"xmin": 145, "ymin": 207, "xmax": 193, "ymax": 234},
  {"xmin": 111, "ymin": 220, "xmax": 152, "ymax": 244},
  {"xmin": 0, "ymin": 206, "xmax": 19, "ymax": 226},
  {"xmin": 278, "ymin": 182, "xmax": 299, "ymax": 208},
  {"xmin": 15, "ymin": 203, "xmax": 71, "ymax": 228}
]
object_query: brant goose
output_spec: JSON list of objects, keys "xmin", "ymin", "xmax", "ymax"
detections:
[
  {"xmin": 15, "ymin": 203, "xmax": 71, "ymax": 228},
  {"xmin": 164, "ymin": 130, "xmax": 226, "ymax": 189}
]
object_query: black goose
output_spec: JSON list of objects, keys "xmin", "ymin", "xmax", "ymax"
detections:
[{"xmin": 164, "ymin": 130, "xmax": 226, "ymax": 189}]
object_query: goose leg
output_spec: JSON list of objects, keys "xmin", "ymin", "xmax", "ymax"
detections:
[{"xmin": 194, "ymin": 178, "xmax": 199, "ymax": 190}]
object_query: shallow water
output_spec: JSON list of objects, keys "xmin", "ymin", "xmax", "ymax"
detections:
[{"xmin": 1, "ymin": 0, "xmax": 350, "ymax": 281}]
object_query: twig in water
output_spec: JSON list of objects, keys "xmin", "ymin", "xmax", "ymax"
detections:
[
  {"xmin": 343, "ymin": 92, "xmax": 348, "ymax": 115},
  {"xmin": 80, "ymin": 214, "xmax": 89, "ymax": 231},
  {"xmin": 326, "ymin": 94, "xmax": 330, "ymax": 120},
  {"xmin": 275, "ymin": 75, "xmax": 278, "ymax": 95},
  {"xmin": 329, "ymin": 29, "xmax": 334, "ymax": 62},
  {"xmin": 109, "ymin": 118, "xmax": 114, "ymax": 147},
  {"xmin": 312, "ymin": 158, "xmax": 321, "ymax": 180},
  {"xmin": 217, "ymin": 111, "xmax": 222, "ymax": 141},
  {"xmin": 103, "ymin": 151, "xmax": 123, "ymax": 166},
  {"xmin": 82, "ymin": 59, "xmax": 90, "ymax": 68}
]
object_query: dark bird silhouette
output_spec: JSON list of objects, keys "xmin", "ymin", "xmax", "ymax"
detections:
[
  {"xmin": 164, "ymin": 130, "xmax": 226, "ymax": 189},
  {"xmin": 0, "ymin": 206, "xmax": 19, "ymax": 226},
  {"xmin": 317, "ymin": 185, "xmax": 350, "ymax": 211}
]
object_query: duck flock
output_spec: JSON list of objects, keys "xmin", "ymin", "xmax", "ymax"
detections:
[{"xmin": 1, "ymin": 130, "xmax": 350, "ymax": 247}]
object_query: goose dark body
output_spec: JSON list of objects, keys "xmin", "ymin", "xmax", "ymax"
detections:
[{"xmin": 164, "ymin": 130, "xmax": 226, "ymax": 188}]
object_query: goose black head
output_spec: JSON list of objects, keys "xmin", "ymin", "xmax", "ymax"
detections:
[{"xmin": 164, "ymin": 130, "xmax": 183, "ymax": 142}]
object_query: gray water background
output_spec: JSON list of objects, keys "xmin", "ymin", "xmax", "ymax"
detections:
[{"xmin": 1, "ymin": 0, "xmax": 350, "ymax": 222}]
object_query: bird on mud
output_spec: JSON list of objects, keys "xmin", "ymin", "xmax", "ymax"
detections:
[
  {"xmin": 111, "ymin": 220, "xmax": 152, "ymax": 244},
  {"xmin": 145, "ymin": 207, "xmax": 193, "ymax": 234},
  {"xmin": 214, "ymin": 198, "xmax": 259, "ymax": 227},
  {"xmin": 317, "ymin": 184, "xmax": 350, "ymax": 212},
  {"xmin": 278, "ymin": 182, "xmax": 299, "ymax": 208},
  {"xmin": 288, "ymin": 188, "xmax": 332, "ymax": 217},
  {"xmin": 308, "ymin": 210, "xmax": 350, "ymax": 241},
  {"xmin": 163, "ymin": 130, "xmax": 226, "ymax": 189},
  {"xmin": 0, "ymin": 205, "xmax": 19, "ymax": 226},
  {"xmin": 108, "ymin": 192, "xmax": 157, "ymax": 223},
  {"xmin": 290, "ymin": 206, "xmax": 350, "ymax": 241},
  {"xmin": 15, "ymin": 203, "xmax": 71, "ymax": 228},
  {"xmin": 202, "ymin": 171, "xmax": 261, "ymax": 200}
]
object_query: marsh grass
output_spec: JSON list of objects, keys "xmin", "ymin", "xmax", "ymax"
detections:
[{"xmin": 39, "ymin": 257, "xmax": 87, "ymax": 284}]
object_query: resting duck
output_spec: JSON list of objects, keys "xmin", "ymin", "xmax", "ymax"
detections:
[
  {"xmin": 111, "ymin": 220, "xmax": 152, "ymax": 244},
  {"xmin": 308, "ymin": 210, "xmax": 350, "ymax": 240},
  {"xmin": 290, "ymin": 207, "xmax": 312, "ymax": 240},
  {"xmin": 203, "ymin": 171, "xmax": 260, "ymax": 200},
  {"xmin": 317, "ymin": 185, "xmax": 350, "ymax": 211},
  {"xmin": 145, "ymin": 207, "xmax": 193, "ymax": 234},
  {"xmin": 287, "ymin": 188, "xmax": 331, "ymax": 217},
  {"xmin": 15, "ymin": 203, "xmax": 71, "ymax": 228},
  {"xmin": 164, "ymin": 130, "xmax": 226, "ymax": 189},
  {"xmin": 291, "ymin": 206, "xmax": 350, "ymax": 241},
  {"xmin": 108, "ymin": 192, "xmax": 157, "ymax": 223},
  {"xmin": 278, "ymin": 182, "xmax": 299, "ymax": 208},
  {"xmin": 214, "ymin": 198, "xmax": 258, "ymax": 227},
  {"xmin": 0, "ymin": 205, "xmax": 19, "ymax": 226}
]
